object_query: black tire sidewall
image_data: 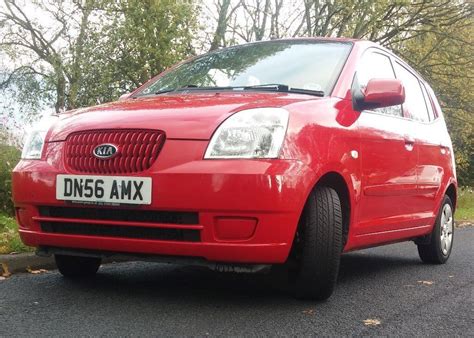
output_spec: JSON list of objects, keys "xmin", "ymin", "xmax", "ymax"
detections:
[
  {"xmin": 292, "ymin": 186, "xmax": 343, "ymax": 300},
  {"xmin": 419, "ymin": 195, "xmax": 454, "ymax": 264}
]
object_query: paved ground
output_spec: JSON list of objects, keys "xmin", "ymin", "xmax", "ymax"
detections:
[{"xmin": 1, "ymin": 228, "xmax": 473, "ymax": 336}]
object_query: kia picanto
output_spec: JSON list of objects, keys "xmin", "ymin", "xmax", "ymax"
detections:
[{"xmin": 12, "ymin": 38, "xmax": 457, "ymax": 300}]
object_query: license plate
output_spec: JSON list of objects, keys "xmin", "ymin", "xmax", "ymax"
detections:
[{"xmin": 56, "ymin": 175, "xmax": 152, "ymax": 205}]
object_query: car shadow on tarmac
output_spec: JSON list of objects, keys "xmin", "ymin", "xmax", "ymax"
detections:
[{"xmin": 53, "ymin": 248, "xmax": 424, "ymax": 303}]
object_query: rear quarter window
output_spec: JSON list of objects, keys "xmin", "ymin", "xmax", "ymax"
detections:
[
  {"xmin": 425, "ymin": 84, "xmax": 443, "ymax": 119},
  {"xmin": 420, "ymin": 82, "xmax": 436, "ymax": 121}
]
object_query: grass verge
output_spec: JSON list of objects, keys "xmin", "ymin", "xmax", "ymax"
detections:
[
  {"xmin": 0, "ymin": 213, "xmax": 33, "ymax": 254},
  {"xmin": 456, "ymin": 186, "xmax": 474, "ymax": 223}
]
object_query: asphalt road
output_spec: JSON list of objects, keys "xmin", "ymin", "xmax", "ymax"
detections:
[{"xmin": 1, "ymin": 228, "xmax": 473, "ymax": 336}]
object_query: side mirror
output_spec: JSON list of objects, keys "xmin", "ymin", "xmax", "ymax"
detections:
[
  {"xmin": 353, "ymin": 78, "xmax": 405, "ymax": 112},
  {"xmin": 119, "ymin": 92, "xmax": 132, "ymax": 101}
]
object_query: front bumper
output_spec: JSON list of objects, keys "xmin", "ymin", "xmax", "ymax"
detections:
[{"xmin": 12, "ymin": 139, "xmax": 315, "ymax": 264}]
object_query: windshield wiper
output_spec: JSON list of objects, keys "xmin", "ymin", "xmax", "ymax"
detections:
[
  {"xmin": 243, "ymin": 83, "xmax": 290, "ymax": 91},
  {"xmin": 155, "ymin": 84, "xmax": 324, "ymax": 97},
  {"xmin": 242, "ymin": 83, "xmax": 324, "ymax": 97}
]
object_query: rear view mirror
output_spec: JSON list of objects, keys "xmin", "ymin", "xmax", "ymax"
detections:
[{"xmin": 353, "ymin": 78, "xmax": 405, "ymax": 112}]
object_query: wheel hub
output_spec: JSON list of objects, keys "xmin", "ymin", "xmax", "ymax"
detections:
[{"xmin": 440, "ymin": 204, "xmax": 453, "ymax": 255}]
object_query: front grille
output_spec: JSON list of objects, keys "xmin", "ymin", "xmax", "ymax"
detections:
[
  {"xmin": 40, "ymin": 222, "xmax": 200, "ymax": 242},
  {"xmin": 39, "ymin": 206, "xmax": 199, "ymax": 225},
  {"xmin": 65, "ymin": 129, "xmax": 165, "ymax": 174},
  {"xmin": 38, "ymin": 206, "xmax": 201, "ymax": 242}
]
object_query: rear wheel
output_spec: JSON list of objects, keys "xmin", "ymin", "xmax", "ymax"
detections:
[
  {"xmin": 290, "ymin": 186, "xmax": 343, "ymax": 300},
  {"xmin": 55, "ymin": 254, "xmax": 101, "ymax": 278},
  {"xmin": 417, "ymin": 195, "xmax": 454, "ymax": 264}
]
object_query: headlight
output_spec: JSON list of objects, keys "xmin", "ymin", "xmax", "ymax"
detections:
[
  {"xmin": 204, "ymin": 108, "xmax": 289, "ymax": 159},
  {"xmin": 21, "ymin": 130, "xmax": 47, "ymax": 159},
  {"xmin": 21, "ymin": 115, "xmax": 57, "ymax": 160}
]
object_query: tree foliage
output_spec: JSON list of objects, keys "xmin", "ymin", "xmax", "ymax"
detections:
[
  {"xmin": 0, "ymin": 0, "xmax": 198, "ymax": 114},
  {"xmin": 75, "ymin": 0, "xmax": 197, "ymax": 108},
  {"xmin": 399, "ymin": 18, "xmax": 473, "ymax": 186}
]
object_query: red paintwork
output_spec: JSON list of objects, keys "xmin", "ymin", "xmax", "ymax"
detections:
[
  {"xmin": 12, "ymin": 38, "xmax": 457, "ymax": 264},
  {"xmin": 363, "ymin": 78, "xmax": 405, "ymax": 107}
]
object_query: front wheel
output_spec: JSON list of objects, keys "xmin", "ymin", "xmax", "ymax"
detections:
[
  {"xmin": 290, "ymin": 186, "xmax": 343, "ymax": 300},
  {"xmin": 55, "ymin": 254, "xmax": 101, "ymax": 278},
  {"xmin": 417, "ymin": 195, "xmax": 454, "ymax": 264}
]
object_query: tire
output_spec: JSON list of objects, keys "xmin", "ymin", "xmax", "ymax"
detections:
[
  {"xmin": 291, "ymin": 186, "xmax": 343, "ymax": 300},
  {"xmin": 417, "ymin": 195, "xmax": 454, "ymax": 264},
  {"xmin": 55, "ymin": 254, "xmax": 101, "ymax": 278}
]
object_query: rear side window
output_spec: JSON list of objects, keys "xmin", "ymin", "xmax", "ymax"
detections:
[
  {"xmin": 420, "ymin": 82, "xmax": 435, "ymax": 121},
  {"xmin": 394, "ymin": 63, "xmax": 430, "ymax": 122},
  {"xmin": 357, "ymin": 51, "xmax": 402, "ymax": 117},
  {"xmin": 425, "ymin": 84, "xmax": 442, "ymax": 118}
]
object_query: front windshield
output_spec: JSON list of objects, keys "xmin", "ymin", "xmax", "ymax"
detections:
[{"xmin": 137, "ymin": 40, "xmax": 352, "ymax": 96}]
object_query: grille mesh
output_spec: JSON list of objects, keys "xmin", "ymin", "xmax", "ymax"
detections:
[
  {"xmin": 40, "ymin": 222, "xmax": 200, "ymax": 242},
  {"xmin": 39, "ymin": 206, "xmax": 199, "ymax": 225},
  {"xmin": 65, "ymin": 129, "xmax": 165, "ymax": 174}
]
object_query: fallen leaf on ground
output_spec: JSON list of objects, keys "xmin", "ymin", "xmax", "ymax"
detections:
[
  {"xmin": 417, "ymin": 280, "xmax": 434, "ymax": 285},
  {"xmin": 302, "ymin": 309, "xmax": 316, "ymax": 315},
  {"xmin": 26, "ymin": 267, "xmax": 48, "ymax": 274},
  {"xmin": 1, "ymin": 263, "xmax": 11, "ymax": 277},
  {"xmin": 363, "ymin": 319, "xmax": 381, "ymax": 326}
]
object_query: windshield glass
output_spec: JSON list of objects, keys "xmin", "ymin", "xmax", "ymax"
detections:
[{"xmin": 136, "ymin": 40, "xmax": 352, "ymax": 96}]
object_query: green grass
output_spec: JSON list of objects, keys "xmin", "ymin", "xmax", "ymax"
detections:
[
  {"xmin": 457, "ymin": 186, "xmax": 474, "ymax": 223},
  {"xmin": 0, "ymin": 213, "xmax": 33, "ymax": 254}
]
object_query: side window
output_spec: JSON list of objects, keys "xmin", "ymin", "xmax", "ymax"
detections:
[
  {"xmin": 357, "ymin": 51, "xmax": 402, "ymax": 117},
  {"xmin": 393, "ymin": 62, "xmax": 430, "ymax": 122},
  {"xmin": 425, "ymin": 84, "xmax": 442, "ymax": 119},
  {"xmin": 420, "ymin": 82, "xmax": 435, "ymax": 121}
]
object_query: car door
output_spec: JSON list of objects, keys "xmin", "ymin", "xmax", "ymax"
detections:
[
  {"xmin": 416, "ymin": 85, "xmax": 448, "ymax": 222},
  {"xmin": 354, "ymin": 50, "xmax": 420, "ymax": 235},
  {"xmin": 393, "ymin": 64, "xmax": 447, "ymax": 224}
]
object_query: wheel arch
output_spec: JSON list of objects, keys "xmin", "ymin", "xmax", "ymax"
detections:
[{"xmin": 445, "ymin": 183, "xmax": 457, "ymax": 211}]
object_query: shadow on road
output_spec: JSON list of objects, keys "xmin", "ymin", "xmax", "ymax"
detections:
[
  {"xmin": 338, "ymin": 251, "xmax": 422, "ymax": 283},
  {"xmin": 55, "ymin": 249, "xmax": 424, "ymax": 303}
]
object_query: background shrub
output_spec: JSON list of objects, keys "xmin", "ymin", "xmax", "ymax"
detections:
[{"xmin": 0, "ymin": 144, "xmax": 20, "ymax": 216}]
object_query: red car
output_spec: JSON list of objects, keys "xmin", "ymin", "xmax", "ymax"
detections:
[{"xmin": 12, "ymin": 38, "xmax": 457, "ymax": 300}]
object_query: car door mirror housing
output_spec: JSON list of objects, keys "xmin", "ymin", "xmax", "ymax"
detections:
[{"xmin": 353, "ymin": 78, "xmax": 405, "ymax": 112}]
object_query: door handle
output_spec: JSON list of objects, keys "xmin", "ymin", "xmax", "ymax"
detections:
[{"xmin": 404, "ymin": 135, "xmax": 415, "ymax": 151}]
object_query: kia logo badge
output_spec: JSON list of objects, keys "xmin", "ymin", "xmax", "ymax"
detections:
[{"xmin": 93, "ymin": 144, "xmax": 118, "ymax": 159}]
